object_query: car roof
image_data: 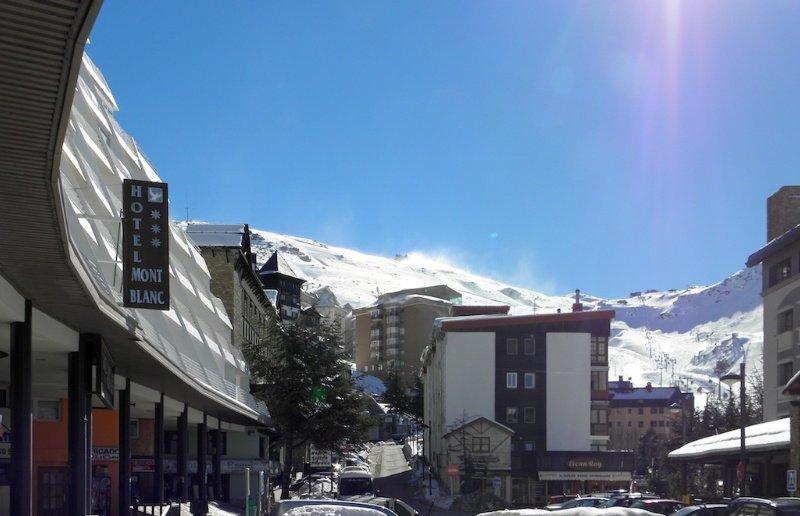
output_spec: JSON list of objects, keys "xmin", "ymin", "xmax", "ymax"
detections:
[
  {"xmin": 276, "ymin": 499, "xmax": 397, "ymax": 516},
  {"xmin": 733, "ymin": 497, "xmax": 800, "ymax": 507},
  {"xmin": 638, "ymin": 499, "xmax": 683, "ymax": 503},
  {"xmin": 339, "ymin": 470, "xmax": 373, "ymax": 479}
]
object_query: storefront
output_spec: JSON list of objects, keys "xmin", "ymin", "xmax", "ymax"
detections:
[{"xmin": 537, "ymin": 451, "xmax": 635, "ymax": 496}]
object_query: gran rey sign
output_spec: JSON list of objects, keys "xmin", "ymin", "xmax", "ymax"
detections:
[{"xmin": 123, "ymin": 179, "xmax": 169, "ymax": 310}]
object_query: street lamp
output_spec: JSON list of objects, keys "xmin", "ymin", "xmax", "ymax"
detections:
[
  {"xmin": 720, "ymin": 362, "xmax": 746, "ymax": 496},
  {"xmin": 670, "ymin": 401, "xmax": 688, "ymax": 500}
]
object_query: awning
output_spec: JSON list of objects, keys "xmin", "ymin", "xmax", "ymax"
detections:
[{"xmin": 668, "ymin": 418, "xmax": 789, "ymax": 461}]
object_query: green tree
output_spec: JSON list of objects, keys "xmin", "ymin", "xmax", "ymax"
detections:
[{"xmin": 242, "ymin": 320, "xmax": 375, "ymax": 498}]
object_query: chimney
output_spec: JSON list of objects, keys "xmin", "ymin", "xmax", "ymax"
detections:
[
  {"xmin": 646, "ymin": 382, "xmax": 652, "ymax": 392},
  {"xmin": 619, "ymin": 375, "xmax": 624, "ymax": 382},
  {"xmin": 572, "ymin": 289, "xmax": 584, "ymax": 312},
  {"xmin": 767, "ymin": 186, "xmax": 800, "ymax": 241}
]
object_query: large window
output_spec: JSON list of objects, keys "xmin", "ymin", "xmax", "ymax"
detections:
[
  {"xmin": 524, "ymin": 372, "xmax": 536, "ymax": 389},
  {"xmin": 506, "ymin": 406, "xmax": 518, "ymax": 424},
  {"xmin": 523, "ymin": 337, "xmax": 536, "ymax": 355},
  {"xmin": 472, "ymin": 437, "xmax": 490, "ymax": 452},
  {"xmin": 779, "ymin": 309, "xmax": 794, "ymax": 334},
  {"xmin": 779, "ymin": 361, "xmax": 794, "ymax": 385},
  {"xmin": 591, "ymin": 336, "xmax": 608, "ymax": 363},
  {"xmin": 769, "ymin": 258, "xmax": 792, "ymax": 287},
  {"xmin": 591, "ymin": 370, "xmax": 608, "ymax": 391},
  {"xmin": 506, "ymin": 372, "xmax": 518, "ymax": 388},
  {"xmin": 506, "ymin": 338, "xmax": 518, "ymax": 355}
]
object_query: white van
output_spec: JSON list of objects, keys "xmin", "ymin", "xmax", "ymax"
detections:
[{"xmin": 337, "ymin": 469, "xmax": 375, "ymax": 498}]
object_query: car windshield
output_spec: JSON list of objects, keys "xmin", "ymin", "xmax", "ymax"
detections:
[
  {"xmin": 339, "ymin": 478, "xmax": 374, "ymax": 496},
  {"xmin": 672, "ymin": 506, "xmax": 699, "ymax": 516}
]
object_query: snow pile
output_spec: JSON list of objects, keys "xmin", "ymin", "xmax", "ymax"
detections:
[
  {"xmin": 478, "ymin": 509, "xmax": 660, "ymax": 516},
  {"xmin": 669, "ymin": 418, "xmax": 789, "ymax": 460},
  {"xmin": 243, "ymin": 229, "xmax": 763, "ymax": 395},
  {"xmin": 285, "ymin": 505, "xmax": 386, "ymax": 516}
]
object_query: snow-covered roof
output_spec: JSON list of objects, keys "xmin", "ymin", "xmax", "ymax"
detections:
[
  {"xmin": 746, "ymin": 222, "xmax": 800, "ymax": 267},
  {"xmin": 668, "ymin": 418, "xmax": 789, "ymax": 460},
  {"xmin": 609, "ymin": 386, "xmax": 683, "ymax": 405},
  {"xmin": 259, "ymin": 251, "xmax": 303, "ymax": 280},
  {"xmin": 185, "ymin": 223, "xmax": 247, "ymax": 248},
  {"xmin": 443, "ymin": 415, "xmax": 514, "ymax": 437},
  {"xmin": 435, "ymin": 309, "xmax": 615, "ymax": 331}
]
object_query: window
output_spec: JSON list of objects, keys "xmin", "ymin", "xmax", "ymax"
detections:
[
  {"xmin": 658, "ymin": 407, "xmax": 664, "ymax": 414},
  {"xmin": 130, "ymin": 419, "xmax": 140, "ymax": 439},
  {"xmin": 779, "ymin": 309, "xmax": 794, "ymax": 333},
  {"xmin": 524, "ymin": 373, "xmax": 535, "ymax": 389},
  {"xmin": 637, "ymin": 408, "xmax": 644, "ymax": 415},
  {"xmin": 591, "ymin": 370, "xmax": 608, "ymax": 391},
  {"xmin": 472, "ymin": 437, "xmax": 490, "ymax": 452},
  {"xmin": 524, "ymin": 407, "xmax": 536, "ymax": 424},
  {"xmin": 627, "ymin": 408, "xmax": 632, "ymax": 414},
  {"xmin": 779, "ymin": 361, "xmax": 794, "ymax": 385},
  {"xmin": 650, "ymin": 407, "xmax": 658, "ymax": 414},
  {"xmin": 523, "ymin": 337, "xmax": 536, "ymax": 355},
  {"xmin": 506, "ymin": 372, "xmax": 518, "ymax": 388},
  {"xmin": 506, "ymin": 407, "xmax": 518, "ymax": 424},
  {"xmin": 35, "ymin": 400, "xmax": 61, "ymax": 421},
  {"xmin": 658, "ymin": 420, "xmax": 665, "ymax": 427},
  {"xmin": 524, "ymin": 441, "xmax": 535, "ymax": 452},
  {"xmin": 506, "ymin": 338, "xmax": 518, "ymax": 355},
  {"xmin": 591, "ymin": 336, "xmax": 608, "ymax": 363},
  {"xmin": 650, "ymin": 421, "xmax": 657, "ymax": 427},
  {"xmin": 769, "ymin": 258, "xmax": 792, "ymax": 287},
  {"xmin": 628, "ymin": 421, "xmax": 632, "ymax": 427},
  {"xmin": 638, "ymin": 421, "xmax": 644, "ymax": 428}
]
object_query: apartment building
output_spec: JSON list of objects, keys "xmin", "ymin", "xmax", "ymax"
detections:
[
  {"xmin": 186, "ymin": 224, "xmax": 277, "ymax": 350},
  {"xmin": 607, "ymin": 378, "xmax": 694, "ymax": 451},
  {"xmin": 352, "ymin": 285, "xmax": 465, "ymax": 384},
  {"xmin": 746, "ymin": 186, "xmax": 800, "ymax": 420},
  {"xmin": 422, "ymin": 308, "xmax": 633, "ymax": 507}
]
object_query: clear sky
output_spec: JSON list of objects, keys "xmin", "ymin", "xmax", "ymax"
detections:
[{"xmin": 87, "ymin": 1, "xmax": 800, "ymax": 299}]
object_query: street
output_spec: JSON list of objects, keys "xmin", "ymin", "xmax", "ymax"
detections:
[{"xmin": 369, "ymin": 444, "xmax": 473, "ymax": 516}]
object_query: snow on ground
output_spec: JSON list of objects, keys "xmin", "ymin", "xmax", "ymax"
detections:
[
  {"xmin": 284, "ymin": 505, "xmax": 386, "ymax": 516},
  {"xmin": 240, "ymin": 228, "xmax": 763, "ymax": 391},
  {"xmin": 478, "ymin": 509, "xmax": 660, "ymax": 516}
]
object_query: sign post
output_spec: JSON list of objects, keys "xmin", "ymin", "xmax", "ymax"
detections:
[
  {"xmin": 122, "ymin": 179, "xmax": 169, "ymax": 310},
  {"xmin": 788, "ymin": 469, "xmax": 797, "ymax": 495}
]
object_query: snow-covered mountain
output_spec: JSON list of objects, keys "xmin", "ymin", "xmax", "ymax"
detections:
[{"xmin": 245, "ymin": 228, "xmax": 762, "ymax": 401}]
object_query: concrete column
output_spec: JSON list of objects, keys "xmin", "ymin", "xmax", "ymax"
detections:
[
  {"xmin": 177, "ymin": 405, "xmax": 189, "ymax": 502},
  {"xmin": 119, "ymin": 378, "xmax": 131, "ymax": 516},
  {"xmin": 195, "ymin": 413, "xmax": 208, "ymax": 514},
  {"xmin": 67, "ymin": 333, "xmax": 92, "ymax": 516},
  {"xmin": 154, "ymin": 394, "xmax": 165, "ymax": 504},
  {"xmin": 10, "ymin": 300, "xmax": 32, "ymax": 516},
  {"xmin": 212, "ymin": 421, "xmax": 222, "ymax": 501}
]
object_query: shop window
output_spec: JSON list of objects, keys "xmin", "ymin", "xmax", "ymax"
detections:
[
  {"xmin": 779, "ymin": 309, "xmax": 794, "ymax": 334},
  {"xmin": 523, "ymin": 337, "xmax": 536, "ymax": 355},
  {"xmin": 779, "ymin": 361, "xmax": 794, "ymax": 385},
  {"xmin": 506, "ymin": 372, "xmax": 517, "ymax": 388},
  {"xmin": 506, "ymin": 407, "xmax": 518, "ymax": 424},
  {"xmin": 472, "ymin": 437, "xmax": 490, "ymax": 452},
  {"xmin": 524, "ymin": 407, "xmax": 536, "ymax": 424},
  {"xmin": 524, "ymin": 373, "xmax": 535, "ymax": 389},
  {"xmin": 769, "ymin": 258, "xmax": 792, "ymax": 287},
  {"xmin": 506, "ymin": 338, "xmax": 518, "ymax": 355},
  {"xmin": 35, "ymin": 400, "xmax": 61, "ymax": 421}
]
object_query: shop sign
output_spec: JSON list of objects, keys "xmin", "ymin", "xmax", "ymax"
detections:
[
  {"xmin": 122, "ymin": 179, "xmax": 170, "ymax": 310},
  {"xmin": 310, "ymin": 445, "xmax": 332, "ymax": 468},
  {"xmin": 93, "ymin": 338, "xmax": 115, "ymax": 409},
  {"xmin": 567, "ymin": 458, "xmax": 603, "ymax": 470},
  {"xmin": 92, "ymin": 447, "xmax": 119, "ymax": 461},
  {"xmin": 446, "ymin": 464, "xmax": 460, "ymax": 477},
  {"xmin": 132, "ymin": 458, "xmax": 155, "ymax": 472},
  {"xmin": 538, "ymin": 471, "xmax": 632, "ymax": 481},
  {"xmin": 222, "ymin": 459, "xmax": 270, "ymax": 474}
]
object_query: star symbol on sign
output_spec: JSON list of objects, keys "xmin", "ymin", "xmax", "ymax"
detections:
[
  {"xmin": 150, "ymin": 209, "xmax": 161, "ymax": 220},
  {"xmin": 151, "ymin": 238, "xmax": 161, "ymax": 248},
  {"xmin": 151, "ymin": 224, "xmax": 161, "ymax": 234}
]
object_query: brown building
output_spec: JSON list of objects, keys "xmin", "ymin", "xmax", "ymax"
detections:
[
  {"xmin": 186, "ymin": 223, "xmax": 277, "ymax": 350},
  {"xmin": 258, "ymin": 251, "xmax": 305, "ymax": 323},
  {"xmin": 607, "ymin": 378, "xmax": 694, "ymax": 451}
]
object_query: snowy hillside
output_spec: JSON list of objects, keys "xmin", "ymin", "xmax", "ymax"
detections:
[{"xmin": 244, "ymin": 228, "xmax": 762, "ymax": 400}]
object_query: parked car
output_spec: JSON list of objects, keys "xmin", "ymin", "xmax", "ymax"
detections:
[
  {"xmin": 628, "ymin": 498, "xmax": 685, "ymax": 515},
  {"xmin": 672, "ymin": 504, "xmax": 729, "ymax": 516},
  {"xmin": 338, "ymin": 468, "xmax": 376, "ymax": 498},
  {"xmin": 272, "ymin": 499, "xmax": 397, "ymax": 516},
  {"xmin": 545, "ymin": 495, "xmax": 579, "ymax": 510},
  {"xmin": 547, "ymin": 497, "xmax": 609, "ymax": 511},
  {"xmin": 344, "ymin": 495, "xmax": 419, "ymax": 516},
  {"xmin": 604, "ymin": 493, "xmax": 659, "ymax": 507},
  {"xmin": 725, "ymin": 497, "xmax": 800, "ymax": 516}
]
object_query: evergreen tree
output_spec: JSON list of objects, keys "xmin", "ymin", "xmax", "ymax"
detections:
[{"xmin": 242, "ymin": 320, "xmax": 375, "ymax": 498}]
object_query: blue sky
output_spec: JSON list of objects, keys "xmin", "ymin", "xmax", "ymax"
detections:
[{"xmin": 88, "ymin": 1, "xmax": 800, "ymax": 298}]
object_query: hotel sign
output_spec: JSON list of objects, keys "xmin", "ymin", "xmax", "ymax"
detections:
[{"xmin": 122, "ymin": 179, "xmax": 169, "ymax": 310}]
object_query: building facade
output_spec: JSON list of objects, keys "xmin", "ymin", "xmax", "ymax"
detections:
[
  {"xmin": 353, "ymin": 285, "xmax": 463, "ymax": 384},
  {"xmin": 607, "ymin": 378, "xmax": 694, "ymax": 451},
  {"xmin": 186, "ymin": 223, "xmax": 278, "ymax": 351},
  {"xmin": 746, "ymin": 186, "xmax": 800, "ymax": 420},
  {"xmin": 422, "ymin": 309, "xmax": 633, "ymax": 507},
  {"xmin": 258, "ymin": 252, "xmax": 305, "ymax": 322}
]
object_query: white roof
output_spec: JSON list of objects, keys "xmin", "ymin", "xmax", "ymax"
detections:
[{"xmin": 668, "ymin": 418, "xmax": 789, "ymax": 460}]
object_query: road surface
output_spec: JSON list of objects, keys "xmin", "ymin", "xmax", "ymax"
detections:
[{"xmin": 369, "ymin": 443, "xmax": 473, "ymax": 516}]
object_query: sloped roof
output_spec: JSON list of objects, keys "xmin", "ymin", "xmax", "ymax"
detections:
[
  {"xmin": 746, "ymin": 223, "xmax": 800, "ymax": 267},
  {"xmin": 669, "ymin": 418, "xmax": 789, "ymax": 460},
  {"xmin": 258, "ymin": 251, "xmax": 304, "ymax": 282},
  {"xmin": 185, "ymin": 223, "xmax": 247, "ymax": 248},
  {"xmin": 443, "ymin": 415, "xmax": 514, "ymax": 438}
]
